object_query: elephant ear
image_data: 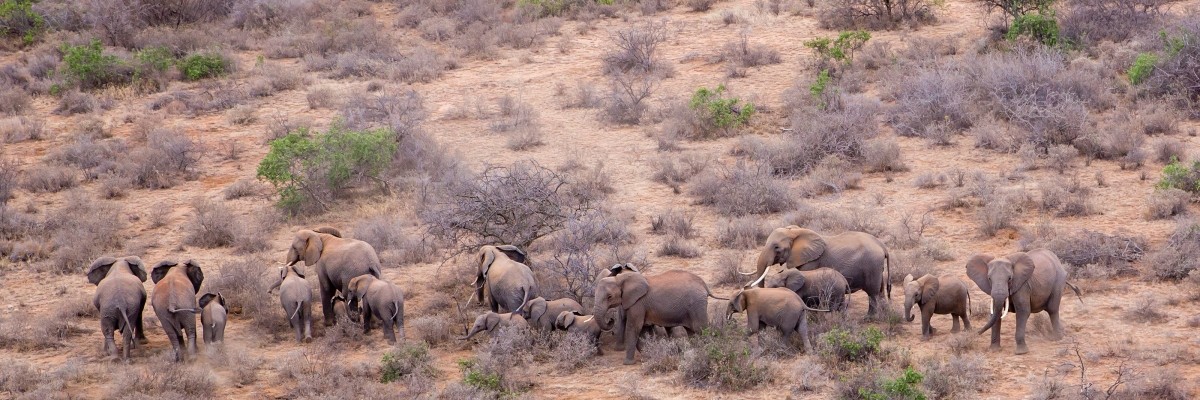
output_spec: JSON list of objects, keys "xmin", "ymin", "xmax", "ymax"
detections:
[
  {"xmin": 528, "ymin": 298, "xmax": 548, "ymax": 323},
  {"xmin": 485, "ymin": 313, "xmax": 501, "ymax": 331},
  {"xmin": 1007, "ymin": 252, "xmax": 1037, "ymax": 293},
  {"xmin": 785, "ymin": 271, "xmax": 807, "ymax": 293},
  {"xmin": 496, "ymin": 245, "xmax": 527, "ymax": 264},
  {"xmin": 479, "ymin": 247, "xmax": 498, "ymax": 279},
  {"xmin": 290, "ymin": 265, "xmax": 306, "ymax": 279},
  {"xmin": 126, "ymin": 257, "xmax": 148, "ymax": 282},
  {"xmin": 729, "ymin": 291, "xmax": 746, "ymax": 312},
  {"xmin": 787, "ymin": 228, "xmax": 826, "ymax": 267},
  {"xmin": 557, "ymin": 311, "xmax": 575, "ymax": 329},
  {"xmin": 183, "ymin": 259, "xmax": 204, "ymax": 293},
  {"xmin": 919, "ymin": 276, "xmax": 940, "ymax": 305},
  {"xmin": 302, "ymin": 231, "xmax": 324, "ymax": 265},
  {"xmin": 618, "ymin": 273, "xmax": 649, "ymax": 310},
  {"xmin": 313, "ymin": 226, "xmax": 342, "ymax": 237},
  {"xmin": 86, "ymin": 257, "xmax": 118, "ymax": 285},
  {"xmin": 150, "ymin": 260, "xmax": 178, "ymax": 284},
  {"xmin": 199, "ymin": 293, "xmax": 218, "ymax": 309},
  {"xmin": 216, "ymin": 292, "xmax": 226, "ymax": 307},
  {"xmin": 965, "ymin": 254, "xmax": 994, "ymax": 294}
]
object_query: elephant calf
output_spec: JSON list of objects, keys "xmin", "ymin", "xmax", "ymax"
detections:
[
  {"xmin": 521, "ymin": 297, "xmax": 583, "ymax": 332},
  {"xmin": 151, "ymin": 260, "xmax": 205, "ymax": 362},
  {"xmin": 87, "ymin": 256, "xmax": 149, "ymax": 360},
  {"xmin": 902, "ymin": 274, "xmax": 971, "ymax": 339},
  {"xmin": 759, "ymin": 267, "xmax": 849, "ymax": 312},
  {"xmin": 198, "ymin": 293, "xmax": 227, "ymax": 345},
  {"xmin": 270, "ymin": 265, "xmax": 313, "ymax": 343},
  {"xmin": 346, "ymin": 275, "xmax": 405, "ymax": 344},
  {"xmin": 555, "ymin": 311, "xmax": 605, "ymax": 355},
  {"xmin": 460, "ymin": 312, "xmax": 528, "ymax": 339},
  {"xmin": 726, "ymin": 288, "xmax": 827, "ymax": 353}
]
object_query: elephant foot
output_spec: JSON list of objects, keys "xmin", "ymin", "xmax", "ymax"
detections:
[
  {"xmin": 989, "ymin": 343, "xmax": 1001, "ymax": 351},
  {"xmin": 623, "ymin": 358, "xmax": 636, "ymax": 365},
  {"xmin": 1015, "ymin": 344, "xmax": 1029, "ymax": 355},
  {"xmin": 137, "ymin": 337, "xmax": 149, "ymax": 345},
  {"xmin": 929, "ymin": 327, "xmax": 937, "ymax": 335}
]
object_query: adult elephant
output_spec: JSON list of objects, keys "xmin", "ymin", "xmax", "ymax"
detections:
[
  {"xmin": 967, "ymin": 249, "xmax": 1082, "ymax": 355},
  {"xmin": 87, "ymin": 256, "xmax": 149, "ymax": 359},
  {"xmin": 474, "ymin": 245, "xmax": 538, "ymax": 313},
  {"xmin": 592, "ymin": 264, "xmax": 725, "ymax": 365},
  {"xmin": 150, "ymin": 260, "xmax": 204, "ymax": 362},
  {"xmin": 286, "ymin": 228, "xmax": 382, "ymax": 327},
  {"xmin": 743, "ymin": 226, "xmax": 891, "ymax": 317}
]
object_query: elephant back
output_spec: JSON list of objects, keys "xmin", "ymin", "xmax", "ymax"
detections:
[{"xmin": 644, "ymin": 270, "xmax": 710, "ymax": 310}]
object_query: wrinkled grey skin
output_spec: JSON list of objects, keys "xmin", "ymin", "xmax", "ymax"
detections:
[
  {"xmin": 902, "ymin": 274, "xmax": 971, "ymax": 339},
  {"xmin": 346, "ymin": 275, "xmax": 405, "ymax": 344},
  {"xmin": 474, "ymin": 245, "xmax": 538, "ymax": 313},
  {"xmin": 150, "ymin": 260, "xmax": 204, "ymax": 362},
  {"xmin": 285, "ymin": 229, "xmax": 382, "ymax": 327},
  {"xmin": 726, "ymin": 288, "xmax": 827, "ymax": 353},
  {"xmin": 967, "ymin": 250, "xmax": 1083, "ymax": 355},
  {"xmin": 555, "ymin": 311, "xmax": 606, "ymax": 355},
  {"xmin": 592, "ymin": 264, "xmax": 726, "ymax": 365},
  {"xmin": 746, "ymin": 226, "xmax": 891, "ymax": 317},
  {"xmin": 760, "ymin": 267, "xmax": 850, "ymax": 312},
  {"xmin": 331, "ymin": 294, "xmax": 354, "ymax": 323},
  {"xmin": 269, "ymin": 265, "xmax": 313, "ymax": 343},
  {"xmin": 198, "ymin": 293, "xmax": 226, "ymax": 345},
  {"xmin": 460, "ymin": 312, "xmax": 528, "ymax": 339},
  {"xmin": 521, "ymin": 297, "xmax": 583, "ymax": 332},
  {"xmin": 87, "ymin": 256, "xmax": 149, "ymax": 360}
]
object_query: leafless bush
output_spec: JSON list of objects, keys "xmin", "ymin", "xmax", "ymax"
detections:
[
  {"xmin": 977, "ymin": 192, "xmax": 1020, "ymax": 236},
  {"xmin": 21, "ymin": 165, "xmax": 77, "ymax": 193},
  {"xmin": 532, "ymin": 208, "xmax": 635, "ymax": 302},
  {"xmin": 393, "ymin": 46, "xmax": 456, "ymax": 83},
  {"xmin": 207, "ymin": 256, "xmax": 287, "ymax": 335},
  {"xmin": 274, "ymin": 350, "xmax": 392, "ymax": 398},
  {"xmin": 1029, "ymin": 229, "xmax": 1146, "ymax": 278},
  {"xmin": 183, "ymin": 198, "xmax": 238, "ymax": 248},
  {"xmin": 490, "ymin": 95, "xmax": 538, "ymax": 133},
  {"xmin": 890, "ymin": 210, "xmax": 933, "ymax": 250},
  {"xmin": 716, "ymin": 216, "xmax": 768, "ymax": 250},
  {"xmin": 44, "ymin": 191, "xmax": 124, "ymax": 273},
  {"xmin": 410, "ymin": 315, "xmax": 452, "ymax": 346},
  {"xmin": 340, "ymin": 88, "xmax": 426, "ymax": 139},
  {"xmin": 887, "ymin": 66, "xmax": 973, "ymax": 143},
  {"xmin": 861, "ymin": 137, "xmax": 907, "ymax": 172},
  {"xmin": 642, "ymin": 337, "xmax": 687, "ymax": 373},
  {"xmin": 55, "ymin": 90, "xmax": 105, "ymax": 116},
  {"xmin": 418, "ymin": 17, "xmax": 456, "ymax": 41},
  {"xmin": 1145, "ymin": 219, "xmax": 1200, "ymax": 281},
  {"xmin": 766, "ymin": 94, "xmax": 881, "ymax": 175},
  {"xmin": 564, "ymin": 83, "xmax": 603, "ymax": 109},
  {"xmin": 603, "ymin": 72, "xmax": 657, "ymax": 125},
  {"xmin": 1140, "ymin": 104, "xmax": 1177, "ymax": 135},
  {"xmin": 922, "ymin": 355, "xmax": 988, "ymax": 398},
  {"xmin": 1153, "ymin": 138, "xmax": 1186, "ymax": 164},
  {"xmin": 1126, "ymin": 294, "xmax": 1168, "ymax": 323},
  {"xmin": 0, "ymin": 86, "xmax": 29, "ymax": 116},
  {"xmin": 718, "ymin": 32, "xmax": 782, "ymax": 70},
  {"xmin": 1146, "ymin": 188, "xmax": 1190, "ymax": 219},
  {"xmin": 108, "ymin": 363, "xmax": 218, "ymax": 399},
  {"xmin": 0, "ymin": 116, "xmax": 44, "ymax": 142},
  {"xmin": 226, "ymin": 105, "xmax": 257, "ymax": 125},
  {"xmin": 913, "ymin": 172, "xmax": 946, "ymax": 189},
  {"xmin": 690, "ymin": 161, "xmax": 796, "ymax": 217},
  {"xmin": 714, "ymin": 251, "xmax": 748, "ymax": 285},
  {"xmin": 123, "ymin": 128, "xmax": 201, "ymax": 189},
  {"xmin": 553, "ymin": 331, "xmax": 599, "ymax": 371},
  {"xmin": 651, "ymin": 209, "xmax": 696, "ymax": 238},
  {"xmin": 453, "ymin": 22, "xmax": 498, "ymax": 60},
  {"xmin": 223, "ymin": 178, "xmax": 262, "ymax": 200},
  {"xmin": 799, "ymin": 155, "xmax": 863, "ymax": 197},
  {"xmin": 819, "ymin": 0, "xmax": 937, "ymax": 30},
  {"xmin": 1061, "ymin": 0, "xmax": 1177, "ymax": 46},
  {"xmin": 686, "ymin": 0, "xmax": 718, "ymax": 11},
  {"xmin": 603, "ymin": 20, "xmax": 673, "ymax": 77}
]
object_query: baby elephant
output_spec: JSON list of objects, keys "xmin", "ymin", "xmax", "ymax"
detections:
[
  {"xmin": 727, "ymin": 288, "xmax": 827, "ymax": 353},
  {"xmin": 759, "ymin": 267, "xmax": 849, "ymax": 312},
  {"xmin": 460, "ymin": 312, "xmax": 528, "ymax": 339},
  {"xmin": 903, "ymin": 274, "xmax": 971, "ymax": 339},
  {"xmin": 331, "ymin": 294, "xmax": 353, "ymax": 323},
  {"xmin": 198, "ymin": 293, "xmax": 226, "ymax": 345},
  {"xmin": 269, "ymin": 265, "xmax": 313, "ymax": 343},
  {"xmin": 346, "ymin": 275, "xmax": 405, "ymax": 344},
  {"xmin": 555, "ymin": 311, "xmax": 604, "ymax": 355},
  {"xmin": 521, "ymin": 296, "xmax": 583, "ymax": 332}
]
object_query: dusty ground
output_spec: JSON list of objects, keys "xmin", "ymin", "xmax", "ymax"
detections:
[{"xmin": 2, "ymin": 0, "xmax": 1200, "ymax": 398}]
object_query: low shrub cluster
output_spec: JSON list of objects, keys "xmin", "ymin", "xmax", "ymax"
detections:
[
  {"xmin": 1144, "ymin": 218, "xmax": 1200, "ymax": 281},
  {"xmin": 256, "ymin": 122, "xmax": 396, "ymax": 215},
  {"xmin": 689, "ymin": 161, "xmax": 795, "ymax": 217},
  {"xmin": 680, "ymin": 325, "xmax": 771, "ymax": 391}
]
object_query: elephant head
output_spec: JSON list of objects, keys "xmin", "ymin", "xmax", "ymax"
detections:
[
  {"xmin": 763, "ymin": 268, "xmax": 804, "ymax": 291},
  {"xmin": 725, "ymin": 290, "xmax": 750, "ymax": 320},
  {"xmin": 345, "ymin": 274, "xmax": 376, "ymax": 313},
  {"xmin": 522, "ymin": 297, "xmax": 547, "ymax": 321},
  {"xmin": 268, "ymin": 265, "xmax": 305, "ymax": 293},
  {"xmin": 313, "ymin": 226, "xmax": 342, "ymax": 237},
  {"xmin": 590, "ymin": 269, "xmax": 649, "ymax": 331},
  {"xmin": 744, "ymin": 226, "xmax": 826, "ymax": 286},
  {"xmin": 473, "ymin": 245, "xmax": 527, "ymax": 302},
  {"xmin": 286, "ymin": 230, "xmax": 325, "ymax": 267},
  {"xmin": 967, "ymin": 254, "xmax": 1031, "ymax": 334},
  {"xmin": 903, "ymin": 274, "xmax": 939, "ymax": 322},
  {"xmin": 555, "ymin": 311, "xmax": 595, "ymax": 330},
  {"xmin": 198, "ymin": 292, "xmax": 225, "ymax": 310},
  {"xmin": 461, "ymin": 312, "xmax": 503, "ymax": 339},
  {"xmin": 87, "ymin": 256, "xmax": 147, "ymax": 285},
  {"xmin": 151, "ymin": 260, "xmax": 204, "ymax": 293}
]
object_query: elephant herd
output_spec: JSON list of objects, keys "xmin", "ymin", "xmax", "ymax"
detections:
[{"xmin": 84, "ymin": 224, "xmax": 1083, "ymax": 364}]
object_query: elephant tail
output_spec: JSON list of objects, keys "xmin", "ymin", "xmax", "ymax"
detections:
[
  {"xmin": 1065, "ymin": 281, "xmax": 1083, "ymax": 304},
  {"xmin": 391, "ymin": 301, "xmax": 401, "ymax": 321},
  {"xmin": 883, "ymin": 249, "xmax": 892, "ymax": 301},
  {"xmin": 706, "ymin": 286, "xmax": 729, "ymax": 301},
  {"xmin": 169, "ymin": 307, "xmax": 197, "ymax": 313},
  {"xmin": 117, "ymin": 304, "xmax": 135, "ymax": 338},
  {"xmin": 289, "ymin": 301, "xmax": 303, "ymax": 321}
]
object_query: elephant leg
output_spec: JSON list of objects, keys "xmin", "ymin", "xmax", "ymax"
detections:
[
  {"xmin": 1014, "ymin": 310, "xmax": 1030, "ymax": 355},
  {"xmin": 135, "ymin": 306, "xmax": 148, "ymax": 344},
  {"xmin": 164, "ymin": 322, "xmax": 184, "ymax": 362},
  {"xmin": 101, "ymin": 316, "xmax": 117, "ymax": 358},
  {"xmin": 185, "ymin": 314, "xmax": 198, "ymax": 356},
  {"xmin": 623, "ymin": 311, "xmax": 644, "ymax": 365},
  {"xmin": 797, "ymin": 314, "xmax": 813, "ymax": 354},
  {"xmin": 303, "ymin": 305, "xmax": 313, "ymax": 342},
  {"xmin": 613, "ymin": 309, "xmax": 626, "ymax": 351},
  {"xmin": 951, "ymin": 313, "xmax": 962, "ymax": 333},
  {"xmin": 921, "ymin": 311, "xmax": 934, "ymax": 339},
  {"xmin": 1048, "ymin": 309, "xmax": 1064, "ymax": 341},
  {"xmin": 319, "ymin": 274, "xmax": 336, "ymax": 327},
  {"xmin": 960, "ymin": 312, "xmax": 971, "ymax": 331},
  {"xmin": 290, "ymin": 306, "xmax": 304, "ymax": 343},
  {"xmin": 362, "ymin": 305, "xmax": 374, "ymax": 335}
]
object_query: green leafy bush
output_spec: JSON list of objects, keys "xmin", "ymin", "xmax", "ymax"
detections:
[
  {"xmin": 256, "ymin": 122, "xmax": 397, "ymax": 215},
  {"xmin": 681, "ymin": 325, "xmax": 770, "ymax": 391},
  {"xmin": 136, "ymin": 47, "xmax": 175, "ymax": 72},
  {"xmin": 0, "ymin": 0, "xmax": 44, "ymax": 45},
  {"xmin": 804, "ymin": 30, "xmax": 871, "ymax": 67},
  {"xmin": 1157, "ymin": 157, "xmax": 1200, "ymax": 194},
  {"xmin": 380, "ymin": 343, "xmax": 436, "ymax": 383},
  {"xmin": 180, "ymin": 53, "xmax": 230, "ymax": 81},
  {"xmin": 821, "ymin": 327, "xmax": 884, "ymax": 364},
  {"xmin": 1007, "ymin": 10, "xmax": 1060, "ymax": 46},
  {"xmin": 859, "ymin": 367, "xmax": 927, "ymax": 400},
  {"xmin": 60, "ymin": 40, "xmax": 127, "ymax": 90},
  {"xmin": 457, "ymin": 359, "xmax": 503, "ymax": 393},
  {"xmin": 810, "ymin": 69, "xmax": 832, "ymax": 108},
  {"xmin": 688, "ymin": 85, "xmax": 755, "ymax": 138},
  {"xmin": 1128, "ymin": 53, "xmax": 1158, "ymax": 85}
]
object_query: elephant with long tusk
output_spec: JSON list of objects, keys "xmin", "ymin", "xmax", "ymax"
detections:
[{"xmin": 966, "ymin": 249, "xmax": 1083, "ymax": 355}]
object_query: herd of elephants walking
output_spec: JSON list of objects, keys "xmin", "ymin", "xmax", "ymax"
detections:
[{"xmin": 86, "ymin": 224, "xmax": 1083, "ymax": 365}]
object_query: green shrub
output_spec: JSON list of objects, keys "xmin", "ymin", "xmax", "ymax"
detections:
[
  {"xmin": 380, "ymin": 343, "xmax": 436, "ymax": 383},
  {"xmin": 688, "ymin": 85, "xmax": 755, "ymax": 138},
  {"xmin": 804, "ymin": 30, "xmax": 871, "ymax": 67},
  {"xmin": 256, "ymin": 122, "xmax": 397, "ymax": 215},
  {"xmin": 60, "ymin": 40, "xmax": 126, "ymax": 89},
  {"xmin": 681, "ymin": 325, "xmax": 770, "ymax": 391},
  {"xmin": 809, "ymin": 69, "xmax": 832, "ymax": 108},
  {"xmin": 457, "ymin": 359, "xmax": 503, "ymax": 393},
  {"xmin": 136, "ymin": 47, "xmax": 175, "ymax": 72},
  {"xmin": 859, "ymin": 367, "xmax": 927, "ymax": 400},
  {"xmin": 1128, "ymin": 53, "xmax": 1158, "ymax": 85},
  {"xmin": 821, "ymin": 327, "xmax": 884, "ymax": 364},
  {"xmin": 1007, "ymin": 11, "xmax": 1060, "ymax": 46},
  {"xmin": 1156, "ymin": 157, "xmax": 1200, "ymax": 194},
  {"xmin": 180, "ymin": 53, "xmax": 230, "ymax": 81},
  {"xmin": 0, "ymin": 0, "xmax": 44, "ymax": 45}
]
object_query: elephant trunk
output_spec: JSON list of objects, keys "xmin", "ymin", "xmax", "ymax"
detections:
[
  {"xmin": 459, "ymin": 326, "xmax": 482, "ymax": 340},
  {"xmin": 977, "ymin": 294, "xmax": 1007, "ymax": 335},
  {"xmin": 592, "ymin": 304, "xmax": 614, "ymax": 331},
  {"xmin": 285, "ymin": 248, "xmax": 299, "ymax": 266},
  {"xmin": 742, "ymin": 248, "xmax": 774, "ymax": 283},
  {"xmin": 904, "ymin": 296, "xmax": 915, "ymax": 323}
]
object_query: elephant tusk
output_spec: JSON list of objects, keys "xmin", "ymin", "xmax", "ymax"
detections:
[
  {"xmin": 581, "ymin": 316, "xmax": 594, "ymax": 323},
  {"xmin": 744, "ymin": 267, "xmax": 770, "ymax": 288}
]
